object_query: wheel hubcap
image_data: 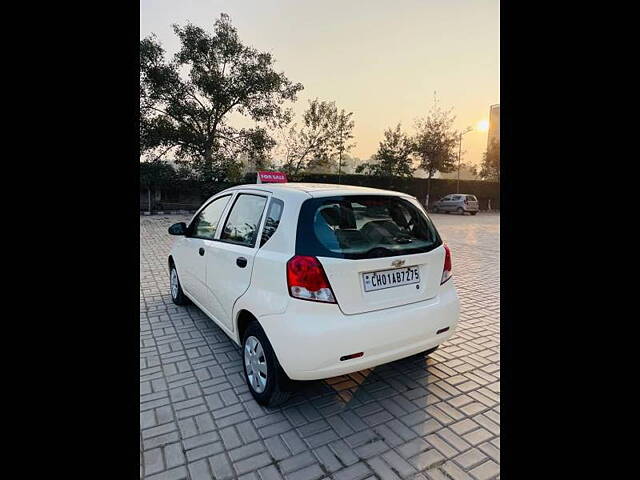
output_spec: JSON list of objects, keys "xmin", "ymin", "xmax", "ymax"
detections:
[
  {"xmin": 244, "ymin": 336, "xmax": 267, "ymax": 393},
  {"xmin": 170, "ymin": 269, "xmax": 179, "ymax": 299}
]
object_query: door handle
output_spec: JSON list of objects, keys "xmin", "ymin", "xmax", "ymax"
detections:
[
  {"xmin": 236, "ymin": 257, "xmax": 247, "ymax": 268},
  {"xmin": 199, "ymin": 247, "xmax": 205, "ymax": 256}
]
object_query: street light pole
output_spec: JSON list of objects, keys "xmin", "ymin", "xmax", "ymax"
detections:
[
  {"xmin": 457, "ymin": 133, "xmax": 462, "ymax": 193},
  {"xmin": 457, "ymin": 127, "xmax": 472, "ymax": 194}
]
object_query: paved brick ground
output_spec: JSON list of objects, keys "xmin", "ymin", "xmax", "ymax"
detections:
[{"xmin": 140, "ymin": 212, "xmax": 500, "ymax": 480}]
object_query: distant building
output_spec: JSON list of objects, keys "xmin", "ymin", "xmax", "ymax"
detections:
[{"xmin": 488, "ymin": 104, "xmax": 500, "ymax": 147}]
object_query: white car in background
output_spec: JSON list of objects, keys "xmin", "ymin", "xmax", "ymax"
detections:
[
  {"xmin": 167, "ymin": 183, "xmax": 460, "ymax": 406},
  {"xmin": 431, "ymin": 194, "xmax": 480, "ymax": 215}
]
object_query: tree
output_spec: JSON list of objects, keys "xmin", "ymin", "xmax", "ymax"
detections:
[
  {"xmin": 356, "ymin": 124, "xmax": 415, "ymax": 177},
  {"xmin": 480, "ymin": 138, "xmax": 500, "ymax": 181},
  {"xmin": 303, "ymin": 100, "xmax": 338, "ymax": 172},
  {"xmin": 337, "ymin": 153, "xmax": 362, "ymax": 175},
  {"xmin": 140, "ymin": 14, "xmax": 303, "ymax": 181},
  {"xmin": 279, "ymin": 99, "xmax": 349, "ymax": 175},
  {"xmin": 414, "ymin": 97, "xmax": 459, "ymax": 202},
  {"xmin": 140, "ymin": 160, "xmax": 179, "ymax": 212},
  {"xmin": 333, "ymin": 110, "xmax": 355, "ymax": 181}
]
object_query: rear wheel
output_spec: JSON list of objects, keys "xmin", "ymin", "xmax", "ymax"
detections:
[
  {"xmin": 457, "ymin": 207, "xmax": 465, "ymax": 215},
  {"xmin": 170, "ymin": 265, "xmax": 190, "ymax": 305},
  {"xmin": 242, "ymin": 321, "xmax": 290, "ymax": 407},
  {"xmin": 470, "ymin": 211, "xmax": 477, "ymax": 216},
  {"xmin": 433, "ymin": 207, "xmax": 440, "ymax": 213}
]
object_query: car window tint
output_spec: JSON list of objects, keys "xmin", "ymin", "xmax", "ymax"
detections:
[
  {"xmin": 297, "ymin": 195, "xmax": 441, "ymax": 259},
  {"xmin": 221, "ymin": 194, "xmax": 268, "ymax": 247},
  {"xmin": 191, "ymin": 195, "xmax": 231, "ymax": 240},
  {"xmin": 260, "ymin": 198, "xmax": 284, "ymax": 247},
  {"xmin": 452, "ymin": 196, "xmax": 461, "ymax": 201},
  {"xmin": 467, "ymin": 195, "xmax": 477, "ymax": 201}
]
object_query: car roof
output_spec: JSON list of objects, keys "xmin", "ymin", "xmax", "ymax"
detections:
[{"xmin": 223, "ymin": 183, "xmax": 414, "ymax": 199}]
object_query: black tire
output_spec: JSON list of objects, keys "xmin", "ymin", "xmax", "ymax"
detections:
[
  {"xmin": 169, "ymin": 264, "xmax": 190, "ymax": 305},
  {"xmin": 433, "ymin": 207, "xmax": 440, "ymax": 213},
  {"xmin": 470, "ymin": 211, "xmax": 477, "ymax": 216},
  {"xmin": 457, "ymin": 207, "xmax": 465, "ymax": 215},
  {"xmin": 242, "ymin": 321, "xmax": 290, "ymax": 407}
]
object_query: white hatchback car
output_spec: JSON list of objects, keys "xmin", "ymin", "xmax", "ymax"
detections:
[{"xmin": 168, "ymin": 183, "xmax": 459, "ymax": 406}]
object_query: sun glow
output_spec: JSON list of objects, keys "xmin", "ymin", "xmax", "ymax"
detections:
[{"xmin": 476, "ymin": 119, "xmax": 489, "ymax": 132}]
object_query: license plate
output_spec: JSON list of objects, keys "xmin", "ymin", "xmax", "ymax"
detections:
[{"xmin": 362, "ymin": 266, "xmax": 420, "ymax": 292}]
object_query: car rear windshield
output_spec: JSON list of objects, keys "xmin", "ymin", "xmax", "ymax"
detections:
[
  {"xmin": 296, "ymin": 195, "xmax": 442, "ymax": 259},
  {"xmin": 466, "ymin": 195, "xmax": 478, "ymax": 201}
]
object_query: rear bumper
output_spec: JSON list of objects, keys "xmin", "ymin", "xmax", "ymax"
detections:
[
  {"xmin": 258, "ymin": 281, "xmax": 459, "ymax": 380},
  {"xmin": 464, "ymin": 205, "xmax": 479, "ymax": 211}
]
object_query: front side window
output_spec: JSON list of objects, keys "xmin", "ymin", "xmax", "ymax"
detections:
[
  {"xmin": 260, "ymin": 198, "xmax": 284, "ymax": 247},
  {"xmin": 190, "ymin": 195, "xmax": 231, "ymax": 240},
  {"xmin": 297, "ymin": 195, "xmax": 442, "ymax": 259},
  {"xmin": 220, "ymin": 194, "xmax": 268, "ymax": 247}
]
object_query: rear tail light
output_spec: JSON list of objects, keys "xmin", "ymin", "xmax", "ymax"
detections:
[
  {"xmin": 441, "ymin": 244, "xmax": 452, "ymax": 284},
  {"xmin": 287, "ymin": 255, "xmax": 336, "ymax": 303}
]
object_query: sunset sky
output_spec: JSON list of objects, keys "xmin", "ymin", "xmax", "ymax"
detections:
[{"xmin": 140, "ymin": 0, "xmax": 499, "ymax": 167}]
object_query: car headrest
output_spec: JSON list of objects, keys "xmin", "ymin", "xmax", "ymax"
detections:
[
  {"xmin": 320, "ymin": 205, "xmax": 357, "ymax": 229},
  {"xmin": 320, "ymin": 207, "xmax": 341, "ymax": 227},
  {"xmin": 388, "ymin": 204, "xmax": 409, "ymax": 228},
  {"xmin": 339, "ymin": 207, "xmax": 357, "ymax": 229}
]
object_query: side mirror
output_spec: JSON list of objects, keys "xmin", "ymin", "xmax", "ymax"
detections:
[{"xmin": 168, "ymin": 222, "xmax": 187, "ymax": 236}]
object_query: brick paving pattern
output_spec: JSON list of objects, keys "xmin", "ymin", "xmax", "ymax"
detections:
[{"xmin": 140, "ymin": 212, "xmax": 500, "ymax": 480}]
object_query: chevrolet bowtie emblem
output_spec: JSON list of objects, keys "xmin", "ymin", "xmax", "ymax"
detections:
[{"xmin": 391, "ymin": 259, "xmax": 405, "ymax": 268}]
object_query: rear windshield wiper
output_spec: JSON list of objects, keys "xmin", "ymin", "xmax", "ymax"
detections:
[{"xmin": 393, "ymin": 237, "xmax": 413, "ymax": 244}]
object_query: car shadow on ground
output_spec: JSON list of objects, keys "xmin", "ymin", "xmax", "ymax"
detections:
[{"xmin": 180, "ymin": 297, "xmax": 443, "ymax": 419}]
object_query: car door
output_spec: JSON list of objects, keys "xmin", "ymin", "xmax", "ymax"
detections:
[
  {"xmin": 178, "ymin": 194, "xmax": 233, "ymax": 302},
  {"xmin": 440, "ymin": 195, "xmax": 452, "ymax": 211},
  {"xmin": 202, "ymin": 192, "xmax": 269, "ymax": 331}
]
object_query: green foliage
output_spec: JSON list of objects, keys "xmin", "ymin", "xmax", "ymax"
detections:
[
  {"xmin": 279, "ymin": 99, "xmax": 355, "ymax": 175},
  {"xmin": 140, "ymin": 160, "xmax": 179, "ymax": 188},
  {"xmin": 356, "ymin": 124, "xmax": 415, "ymax": 178},
  {"xmin": 480, "ymin": 138, "xmax": 500, "ymax": 181},
  {"xmin": 140, "ymin": 14, "xmax": 303, "ymax": 181},
  {"xmin": 333, "ymin": 109, "xmax": 355, "ymax": 177},
  {"xmin": 144, "ymin": 172, "xmax": 499, "ymax": 211},
  {"xmin": 414, "ymin": 97, "xmax": 459, "ymax": 182},
  {"xmin": 290, "ymin": 173, "xmax": 499, "ymax": 208}
]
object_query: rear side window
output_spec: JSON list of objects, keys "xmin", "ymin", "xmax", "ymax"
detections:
[
  {"xmin": 452, "ymin": 195, "xmax": 462, "ymax": 201},
  {"xmin": 220, "ymin": 194, "xmax": 267, "ymax": 247},
  {"xmin": 296, "ymin": 195, "xmax": 442, "ymax": 259},
  {"xmin": 260, "ymin": 198, "xmax": 284, "ymax": 247}
]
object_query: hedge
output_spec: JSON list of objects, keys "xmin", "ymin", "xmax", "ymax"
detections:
[{"xmin": 142, "ymin": 173, "xmax": 500, "ymax": 211}]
